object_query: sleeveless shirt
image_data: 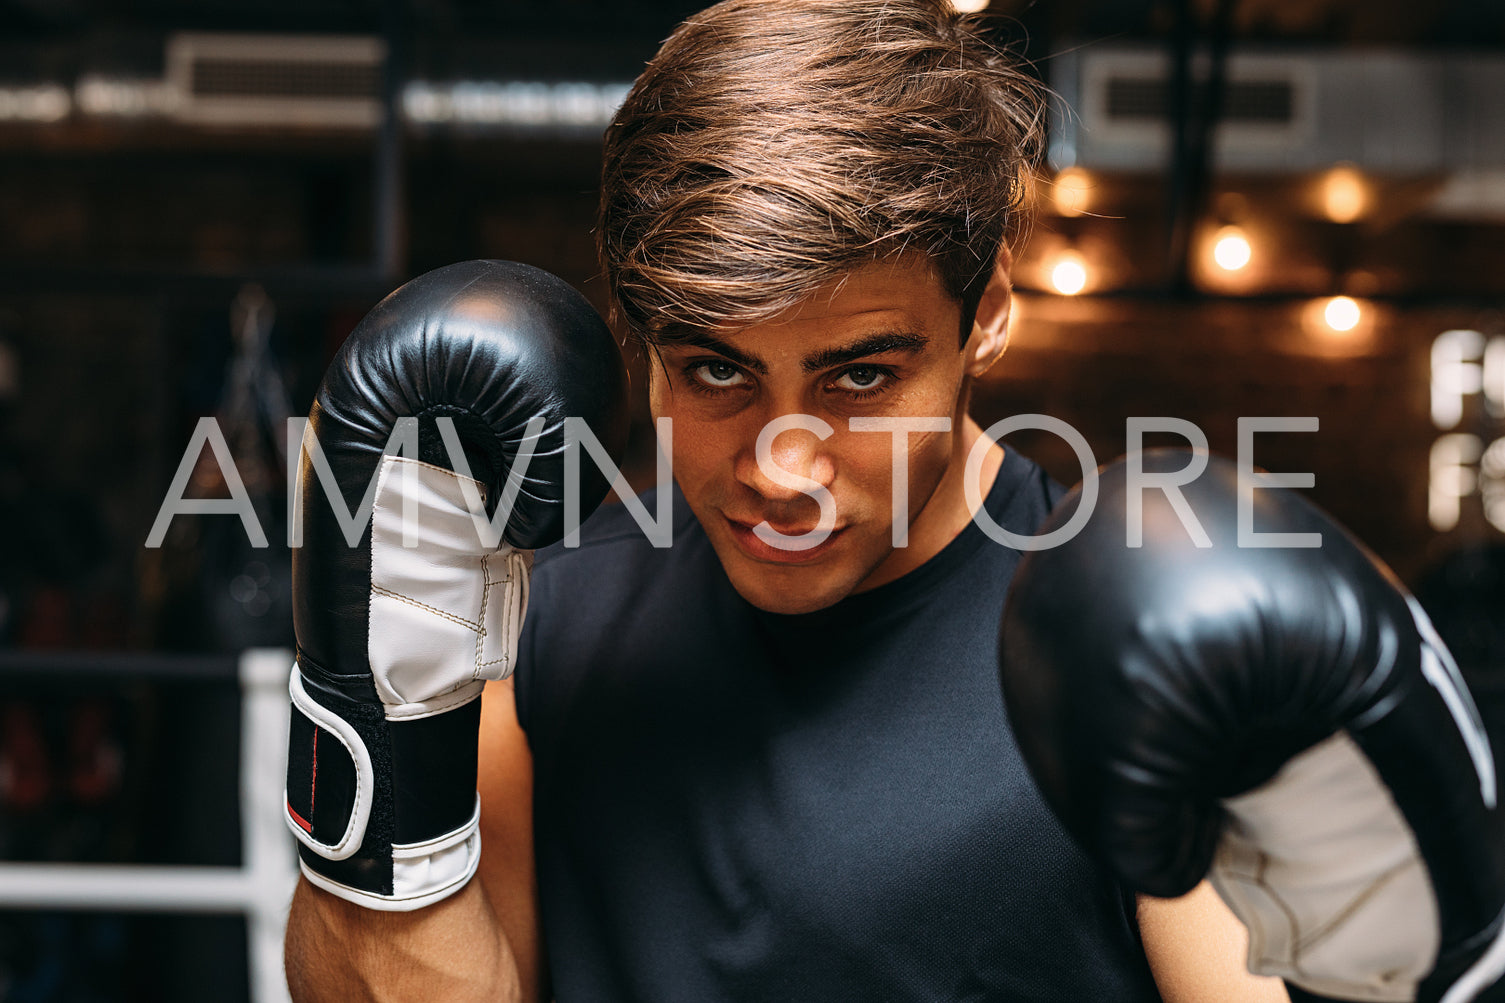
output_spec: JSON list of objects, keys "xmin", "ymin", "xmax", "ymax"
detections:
[{"xmin": 514, "ymin": 448, "xmax": 1163, "ymax": 1002}]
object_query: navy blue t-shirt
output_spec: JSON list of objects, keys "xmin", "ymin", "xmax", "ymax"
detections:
[{"xmin": 513, "ymin": 448, "xmax": 1163, "ymax": 1002}]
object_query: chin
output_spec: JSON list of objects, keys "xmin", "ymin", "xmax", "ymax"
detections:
[
  {"xmin": 719, "ymin": 560, "xmax": 855, "ymax": 615},
  {"xmin": 740, "ymin": 586, "xmax": 842, "ymax": 616}
]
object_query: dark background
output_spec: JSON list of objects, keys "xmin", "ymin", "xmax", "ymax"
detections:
[{"xmin": 1, "ymin": 0, "xmax": 1503, "ymax": 999}]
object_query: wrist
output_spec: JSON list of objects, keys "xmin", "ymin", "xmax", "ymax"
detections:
[{"xmin": 285, "ymin": 659, "xmax": 487, "ymax": 911}]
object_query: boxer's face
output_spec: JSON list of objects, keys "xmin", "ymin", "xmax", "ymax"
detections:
[{"xmin": 648, "ymin": 254, "xmax": 1009, "ymax": 614}]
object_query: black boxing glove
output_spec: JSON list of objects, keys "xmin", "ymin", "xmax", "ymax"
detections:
[
  {"xmin": 283, "ymin": 260, "xmax": 627, "ymax": 910},
  {"xmin": 1000, "ymin": 450, "xmax": 1505, "ymax": 1002}
]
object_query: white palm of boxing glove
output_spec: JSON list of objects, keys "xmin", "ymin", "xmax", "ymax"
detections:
[{"xmin": 367, "ymin": 455, "xmax": 530, "ymax": 719}]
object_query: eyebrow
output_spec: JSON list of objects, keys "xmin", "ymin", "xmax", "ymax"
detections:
[
  {"xmin": 800, "ymin": 332, "xmax": 929, "ymax": 372},
  {"xmin": 674, "ymin": 333, "xmax": 769, "ymax": 374},
  {"xmin": 671, "ymin": 330, "xmax": 930, "ymax": 375}
]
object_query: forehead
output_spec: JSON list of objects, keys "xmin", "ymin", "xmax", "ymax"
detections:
[{"xmin": 720, "ymin": 255, "xmax": 958, "ymax": 346}]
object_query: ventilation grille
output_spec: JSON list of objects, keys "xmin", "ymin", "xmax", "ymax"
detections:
[
  {"xmin": 189, "ymin": 59, "xmax": 379, "ymax": 101},
  {"xmin": 1052, "ymin": 45, "xmax": 1505, "ymax": 173},
  {"xmin": 1104, "ymin": 77, "xmax": 1295, "ymax": 124},
  {"xmin": 166, "ymin": 34, "xmax": 385, "ymax": 128}
]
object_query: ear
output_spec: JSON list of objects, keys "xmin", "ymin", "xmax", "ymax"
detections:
[{"xmin": 965, "ymin": 248, "xmax": 1013, "ymax": 379}]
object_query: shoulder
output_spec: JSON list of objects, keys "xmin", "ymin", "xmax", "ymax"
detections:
[
  {"xmin": 514, "ymin": 484, "xmax": 718, "ymax": 732},
  {"xmin": 531, "ymin": 484, "xmax": 701, "ymax": 584},
  {"xmin": 524, "ymin": 483, "xmax": 720, "ymax": 639}
]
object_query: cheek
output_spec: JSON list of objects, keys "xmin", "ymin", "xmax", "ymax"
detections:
[
  {"xmin": 662, "ymin": 412, "xmax": 740, "ymax": 497},
  {"xmin": 829, "ymin": 435, "xmax": 916, "ymax": 497},
  {"xmin": 647, "ymin": 371, "xmax": 703, "ymax": 470},
  {"xmin": 876, "ymin": 363, "xmax": 967, "ymax": 423},
  {"xmin": 926, "ymin": 368, "xmax": 969, "ymax": 417},
  {"xmin": 911, "ymin": 426, "xmax": 953, "ymax": 473},
  {"xmin": 894, "ymin": 429, "xmax": 956, "ymax": 517}
]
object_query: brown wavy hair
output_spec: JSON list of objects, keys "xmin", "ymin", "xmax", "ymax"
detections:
[{"xmin": 597, "ymin": 0, "xmax": 1047, "ymax": 346}]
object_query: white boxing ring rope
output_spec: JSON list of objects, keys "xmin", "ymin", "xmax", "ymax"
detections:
[{"xmin": 0, "ymin": 648, "xmax": 298, "ymax": 1003}]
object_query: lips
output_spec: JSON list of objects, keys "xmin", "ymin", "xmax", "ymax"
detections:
[{"xmin": 723, "ymin": 515, "xmax": 845, "ymax": 564}]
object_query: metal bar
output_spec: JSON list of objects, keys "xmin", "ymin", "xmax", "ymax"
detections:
[
  {"xmin": 0, "ymin": 863, "xmax": 267, "ymax": 912},
  {"xmin": 1008, "ymin": 287, "xmax": 1505, "ymax": 309},
  {"xmin": 0, "ymin": 650, "xmax": 238, "ymax": 681},
  {"xmin": 1164, "ymin": 0, "xmax": 1236, "ymax": 297},
  {"xmin": 1164, "ymin": 0, "xmax": 1195, "ymax": 294},
  {"xmin": 239, "ymin": 648, "xmax": 298, "ymax": 1003},
  {"xmin": 0, "ymin": 648, "xmax": 298, "ymax": 1003},
  {"xmin": 372, "ymin": 0, "xmax": 406, "ymax": 281},
  {"xmin": 0, "ymin": 263, "xmax": 393, "ymax": 303}
]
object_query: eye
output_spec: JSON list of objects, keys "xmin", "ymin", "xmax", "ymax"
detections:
[
  {"xmin": 693, "ymin": 360, "xmax": 747, "ymax": 388},
  {"xmin": 833, "ymin": 365, "xmax": 890, "ymax": 393}
]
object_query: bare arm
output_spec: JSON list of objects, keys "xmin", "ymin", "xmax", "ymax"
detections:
[
  {"xmin": 475, "ymin": 677, "xmax": 546, "ymax": 1001},
  {"xmin": 283, "ymin": 679, "xmax": 539, "ymax": 1002},
  {"xmin": 1138, "ymin": 881, "xmax": 1290, "ymax": 1003},
  {"xmin": 285, "ymin": 874, "xmax": 519, "ymax": 1002}
]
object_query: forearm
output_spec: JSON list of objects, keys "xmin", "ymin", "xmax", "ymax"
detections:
[{"xmin": 285, "ymin": 874, "xmax": 520, "ymax": 1003}]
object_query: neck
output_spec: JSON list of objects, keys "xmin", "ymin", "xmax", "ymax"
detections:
[{"xmin": 856, "ymin": 411, "xmax": 1004, "ymax": 593}]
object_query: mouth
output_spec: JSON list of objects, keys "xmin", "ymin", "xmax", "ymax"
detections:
[{"xmin": 723, "ymin": 515, "xmax": 845, "ymax": 564}]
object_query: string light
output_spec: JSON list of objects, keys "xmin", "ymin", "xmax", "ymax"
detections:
[
  {"xmin": 1052, "ymin": 167, "xmax": 1093, "ymax": 217},
  {"xmin": 949, "ymin": 0, "xmax": 991, "ymax": 11},
  {"xmin": 1211, "ymin": 226, "xmax": 1251, "ymax": 271},
  {"xmin": 1321, "ymin": 164, "xmax": 1367, "ymax": 223},
  {"xmin": 1323, "ymin": 295, "xmax": 1361, "ymax": 332},
  {"xmin": 1299, "ymin": 295, "xmax": 1373, "ymax": 354},
  {"xmin": 1050, "ymin": 251, "xmax": 1089, "ymax": 296}
]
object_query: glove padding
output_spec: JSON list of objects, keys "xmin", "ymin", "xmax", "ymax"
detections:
[
  {"xmin": 284, "ymin": 260, "xmax": 628, "ymax": 910},
  {"xmin": 1000, "ymin": 449, "xmax": 1505, "ymax": 1003}
]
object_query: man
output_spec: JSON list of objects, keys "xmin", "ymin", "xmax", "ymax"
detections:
[{"xmin": 283, "ymin": 1, "xmax": 1289, "ymax": 999}]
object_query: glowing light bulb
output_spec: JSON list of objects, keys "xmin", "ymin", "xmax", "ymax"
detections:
[
  {"xmin": 1322, "ymin": 165, "xmax": 1367, "ymax": 223},
  {"xmin": 1211, "ymin": 226, "xmax": 1252, "ymax": 271},
  {"xmin": 1052, "ymin": 167, "xmax": 1093, "ymax": 217},
  {"xmin": 1050, "ymin": 252, "xmax": 1088, "ymax": 296},
  {"xmin": 1324, "ymin": 296, "xmax": 1361, "ymax": 332},
  {"xmin": 949, "ymin": 0, "xmax": 991, "ymax": 11}
]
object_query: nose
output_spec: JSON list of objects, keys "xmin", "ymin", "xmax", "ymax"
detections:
[{"xmin": 733, "ymin": 413, "xmax": 836, "ymax": 504}]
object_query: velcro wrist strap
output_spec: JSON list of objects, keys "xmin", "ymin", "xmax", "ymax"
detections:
[
  {"xmin": 285, "ymin": 668, "xmax": 373, "ymax": 859},
  {"xmin": 283, "ymin": 660, "xmax": 485, "ymax": 911},
  {"xmin": 296, "ymin": 799, "xmax": 483, "ymax": 912}
]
